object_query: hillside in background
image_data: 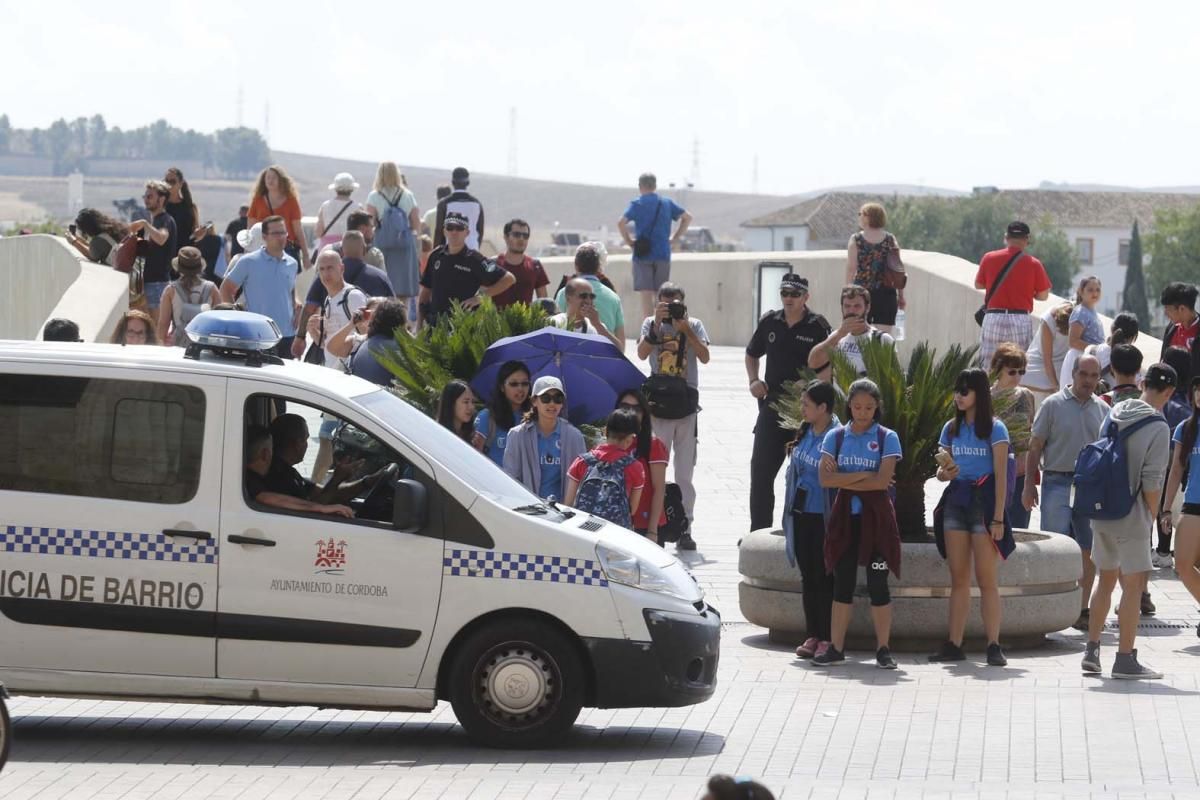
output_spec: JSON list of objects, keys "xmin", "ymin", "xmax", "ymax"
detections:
[{"xmin": 0, "ymin": 147, "xmax": 964, "ymax": 248}]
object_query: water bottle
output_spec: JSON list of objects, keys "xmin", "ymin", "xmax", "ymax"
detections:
[{"xmin": 893, "ymin": 309, "xmax": 906, "ymax": 341}]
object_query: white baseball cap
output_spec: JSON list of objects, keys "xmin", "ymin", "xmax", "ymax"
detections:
[
  {"xmin": 328, "ymin": 172, "xmax": 359, "ymax": 192},
  {"xmin": 532, "ymin": 375, "xmax": 565, "ymax": 399}
]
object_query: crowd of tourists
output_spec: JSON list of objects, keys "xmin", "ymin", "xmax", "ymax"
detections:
[
  {"xmin": 51, "ymin": 176, "xmax": 1200, "ymax": 680},
  {"xmin": 740, "ymin": 203, "xmax": 1200, "ymax": 679}
]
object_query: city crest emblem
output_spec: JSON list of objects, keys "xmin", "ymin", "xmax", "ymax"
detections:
[{"xmin": 314, "ymin": 538, "xmax": 348, "ymax": 574}]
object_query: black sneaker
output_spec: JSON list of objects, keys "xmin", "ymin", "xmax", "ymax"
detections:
[
  {"xmin": 929, "ymin": 641, "xmax": 966, "ymax": 663},
  {"xmin": 876, "ymin": 646, "xmax": 897, "ymax": 670},
  {"xmin": 986, "ymin": 642, "xmax": 1007, "ymax": 667},
  {"xmin": 811, "ymin": 645, "xmax": 846, "ymax": 666},
  {"xmin": 1141, "ymin": 592, "xmax": 1156, "ymax": 616},
  {"xmin": 676, "ymin": 533, "xmax": 697, "ymax": 551}
]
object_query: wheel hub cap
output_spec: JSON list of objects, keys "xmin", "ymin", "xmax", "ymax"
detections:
[{"xmin": 483, "ymin": 650, "xmax": 549, "ymax": 716}]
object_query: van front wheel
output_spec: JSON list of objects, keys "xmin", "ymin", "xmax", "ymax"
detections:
[{"xmin": 448, "ymin": 619, "xmax": 584, "ymax": 749}]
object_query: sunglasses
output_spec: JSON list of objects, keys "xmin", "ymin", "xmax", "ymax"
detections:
[
  {"xmin": 508, "ymin": 231, "xmax": 530, "ymax": 239},
  {"xmin": 955, "ymin": 387, "xmax": 972, "ymax": 396},
  {"xmin": 780, "ymin": 290, "xmax": 806, "ymax": 298},
  {"xmin": 618, "ymin": 401, "xmax": 641, "ymax": 411},
  {"xmin": 506, "ymin": 380, "xmax": 531, "ymax": 388},
  {"xmin": 538, "ymin": 393, "xmax": 565, "ymax": 404},
  {"xmin": 445, "ymin": 224, "xmax": 467, "ymax": 232},
  {"xmin": 1006, "ymin": 368, "xmax": 1027, "ymax": 376}
]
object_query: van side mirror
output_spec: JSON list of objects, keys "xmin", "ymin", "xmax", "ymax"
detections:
[{"xmin": 392, "ymin": 478, "xmax": 429, "ymax": 531}]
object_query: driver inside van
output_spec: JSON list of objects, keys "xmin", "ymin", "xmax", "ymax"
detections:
[
  {"xmin": 263, "ymin": 414, "xmax": 390, "ymax": 507},
  {"xmin": 244, "ymin": 425, "xmax": 355, "ymax": 517}
]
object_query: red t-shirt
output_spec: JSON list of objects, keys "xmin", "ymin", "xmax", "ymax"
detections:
[
  {"xmin": 622, "ymin": 436, "xmax": 669, "ymax": 529},
  {"xmin": 567, "ymin": 443, "xmax": 647, "ymax": 506},
  {"xmin": 1170, "ymin": 316, "xmax": 1200, "ymax": 352},
  {"xmin": 974, "ymin": 247, "xmax": 1051, "ymax": 312},
  {"xmin": 493, "ymin": 255, "xmax": 550, "ymax": 309}
]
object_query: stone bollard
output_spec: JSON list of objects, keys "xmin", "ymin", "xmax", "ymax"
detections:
[{"xmin": 738, "ymin": 528, "xmax": 1082, "ymax": 650}]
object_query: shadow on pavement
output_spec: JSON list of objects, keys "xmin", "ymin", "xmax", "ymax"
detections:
[{"xmin": 6, "ymin": 716, "xmax": 726, "ymax": 766}]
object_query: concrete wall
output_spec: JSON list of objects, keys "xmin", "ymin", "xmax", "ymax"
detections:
[
  {"xmin": 540, "ymin": 250, "xmax": 1163, "ymax": 360},
  {"xmin": 0, "ymin": 234, "xmax": 127, "ymax": 342}
]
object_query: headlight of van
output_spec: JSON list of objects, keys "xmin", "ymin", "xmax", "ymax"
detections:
[{"xmin": 595, "ymin": 542, "xmax": 701, "ymax": 602}]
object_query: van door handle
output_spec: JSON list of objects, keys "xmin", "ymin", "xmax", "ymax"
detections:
[
  {"xmin": 227, "ymin": 534, "xmax": 276, "ymax": 547},
  {"xmin": 162, "ymin": 529, "xmax": 212, "ymax": 540}
]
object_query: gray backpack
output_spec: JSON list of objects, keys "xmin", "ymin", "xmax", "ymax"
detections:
[{"xmin": 171, "ymin": 280, "xmax": 216, "ymax": 346}]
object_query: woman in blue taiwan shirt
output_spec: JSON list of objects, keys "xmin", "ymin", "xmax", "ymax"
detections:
[
  {"xmin": 932, "ymin": 367, "xmax": 1012, "ymax": 668},
  {"xmin": 473, "ymin": 360, "xmax": 532, "ymax": 466},
  {"xmin": 783, "ymin": 380, "xmax": 839, "ymax": 661}
]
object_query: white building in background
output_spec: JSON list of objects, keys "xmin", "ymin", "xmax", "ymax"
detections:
[{"xmin": 741, "ymin": 189, "xmax": 1200, "ymax": 318}]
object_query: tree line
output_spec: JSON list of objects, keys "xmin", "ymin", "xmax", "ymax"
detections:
[{"xmin": 0, "ymin": 114, "xmax": 270, "ymax": 177}]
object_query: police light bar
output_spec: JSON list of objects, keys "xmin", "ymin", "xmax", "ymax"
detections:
[{"xmin": 184, "ymin": 310, "xmax": 284, "ymax": 366}]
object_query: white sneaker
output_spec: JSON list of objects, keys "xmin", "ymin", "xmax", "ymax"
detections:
[{"xmin": 1152, "ymin": 551, "xmax": 1174, "ymax": 570}]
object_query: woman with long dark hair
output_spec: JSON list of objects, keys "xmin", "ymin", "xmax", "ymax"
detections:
[
  {"xmin": 1162, "ymin": 376, "xmax": 1200, "ymax": 628},
  {"xmin": 931, "ymin": 368, "xmax": 1012, "ymax": 667},
  {"xmin": 783, "ymin": 380, "xmax": 838, "ymax": 659},
  {"xmin": 437, "ymin": 380, "xmax": 476, "ymax": 443},
  {"xmin": 813, "ymin": 379, "xmax": 902, "ymax": 668},
  {"xmin": 164, "ymin": 167, "xmax": 198, "ymax": 250},
  {"xmin": 616, "ymin": 389, "xmax": 669, "ymax": 544},
  {"xmin": 473, "ymin": 360, "xmax": 532, "ymax": 466},
  {"xmin": 65, "ymin": 208, "xmax": 129, "ymax": 265}
]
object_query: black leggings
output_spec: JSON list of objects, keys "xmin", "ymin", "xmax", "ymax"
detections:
[
  {"xmin": 793, "ymin": 512, "xmax": 834, "ymax": 641},
  {"xmin": 832, "ymin": 515, "xmax": 891, "ymax": 606}
]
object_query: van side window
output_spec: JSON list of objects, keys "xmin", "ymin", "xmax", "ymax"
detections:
[
  {"xmin": 0, "ymin": 374, "xmax": 205, "ymax": 504},
  {"xmin": 243, "ymin": 394, "xmax": 420, "ymax": 527}
]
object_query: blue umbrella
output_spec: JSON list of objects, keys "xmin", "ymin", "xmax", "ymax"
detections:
[{"xmin": 472, "ymin": 328, "xmax": 647, "ymax": 425}]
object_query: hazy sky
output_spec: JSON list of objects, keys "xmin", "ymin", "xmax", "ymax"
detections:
[{"xmin": 2, "ymin": 1, "xmax": 1194, "ymax": 195}]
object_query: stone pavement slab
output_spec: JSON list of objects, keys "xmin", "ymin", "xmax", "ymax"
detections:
[{"xmin": 2, "ymin": 343, "xmax": 1199, "ymax": 799}]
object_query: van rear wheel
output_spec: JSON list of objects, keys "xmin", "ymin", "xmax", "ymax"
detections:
[
  {"xmin": 0, "ymin": 695, "xmax": 10, "ymax": 772},
  {"xmin": 448, "ymin": 619, "xmax": 584, "ymax": 749}
]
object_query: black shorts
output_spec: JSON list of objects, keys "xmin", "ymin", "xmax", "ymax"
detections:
[
  {"xmin": 1183, "ymin": 503, "xmax": 1200, "ymax": 517},
  {"xmin": 868, "ymin": 287, "xmax": 898, "ymax": 326}
]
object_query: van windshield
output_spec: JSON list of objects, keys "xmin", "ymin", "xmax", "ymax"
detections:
[{"xmin": 355, "ymin": 389, "xmax": 547, "ymax": 509}]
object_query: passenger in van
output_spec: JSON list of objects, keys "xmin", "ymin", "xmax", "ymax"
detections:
[
  {"xmin": 266, "ymin": 415, "xmax": 389, "ymax": 505},
  {"xmin": 244, "ymin": 425, "xmax": 354, "ymax": 518},
  {"xmin": 503, "ymin": 376, "xmax": 587, "ymax": 501}
]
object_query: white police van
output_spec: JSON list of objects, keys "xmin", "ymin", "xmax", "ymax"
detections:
[{"xmin": 0, "ymin": 312, "xmax": 719, "ymax": 748}]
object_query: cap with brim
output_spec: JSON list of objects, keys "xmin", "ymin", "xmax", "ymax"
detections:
[
  {"xmin": 237, "ymin": 222, "xmax": 263, "ymax": 250},
  {"xmin": 780, "ymin": 273, "xmax": 809, "ymax": 291},
  {"xmin": 1148, "ymin": 364, "xmax": 1179, "ymax": 387},
  {"xmin": 532, "ymin": 375, "xmax": 565, "ymax": 398},
  {"xmin": 1007, "ymin": 221, "xmax": 1031, "ymax": 237},
  {"xmin": 172, "ymin": 246, "xmax": 205, "ymax": 273},
  {"xmin": 444, "ymin": 211, "xmax": 469, "ymax": 228}
]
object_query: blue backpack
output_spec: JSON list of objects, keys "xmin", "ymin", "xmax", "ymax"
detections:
[
  {"xmin": 374, "ymin": 189, "xmax": 412, "ymax": 249},
  {"xmin": 1072, "ymin": 416, "xmax": 1168, "ymax": 520},
  {"xmin": 574, "ymin": 453, "xmax": 636, "ymax": 528}
]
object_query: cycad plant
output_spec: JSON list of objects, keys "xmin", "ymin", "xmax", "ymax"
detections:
[
  {"xmin": 375, "ymin": 298, "xmax": 547, "ymax": 416},
  {"xmin": 773, "ymin": 337, "xmax": 1003, "ymax": 542}
]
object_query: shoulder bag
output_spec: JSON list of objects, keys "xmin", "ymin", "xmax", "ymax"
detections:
[
  {"xmin": 633, "ymin": 199, "xmax": 662, "ymax": 258},
  {"xmin": 881, "ymin": 233, "xmax": 907, "ymax": 290},
  {"xmin": 974, "ymin": 251, "xmax": 1025, "ymax": 327},
  {"xmin": 642, "ymin": 326, "xmax": 699, "ymax": 419}
]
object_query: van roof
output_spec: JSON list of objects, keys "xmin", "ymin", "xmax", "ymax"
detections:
[{"xmin": 0, "ymin": 340, "xmax": 379, "ymax": 398}]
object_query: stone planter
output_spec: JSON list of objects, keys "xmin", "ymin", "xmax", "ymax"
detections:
[{"xmin": 738, "ymin": 528, "xmax": 1082, "ymax": 650}]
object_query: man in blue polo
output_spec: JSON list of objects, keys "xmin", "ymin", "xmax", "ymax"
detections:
[
  {"xmin": 619, "ymin": 172, "xmax": 692, "ymax": 319},
  {"xmin": 220, "ymin": 214, "xmax": 298, "ymax": 358}
]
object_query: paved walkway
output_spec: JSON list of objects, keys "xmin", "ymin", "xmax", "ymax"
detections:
[{"xmin": 3, "ymin": 343, "xmax": 1200, "ymax": 799}]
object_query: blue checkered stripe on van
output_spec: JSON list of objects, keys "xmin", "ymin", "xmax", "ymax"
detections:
[
  {"xmin": 443, "ymin": 549, "xmax": 608, "ymax": 587},
  {"xmin": 0, "ymin": 525, "xmax": 218, "ymax": 564}
]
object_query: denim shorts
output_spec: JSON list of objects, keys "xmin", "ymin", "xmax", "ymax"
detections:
[
  {"xmin": 1040, "ymin": 472, "xmax": 1094, "ymax": 551},
  {"xmin": 143, "ymin": 280, "xmax": 169, "ymax": 310},
  {"xmin": 942, "ymin": 493, "xmax": 989, "ymax": 535}
]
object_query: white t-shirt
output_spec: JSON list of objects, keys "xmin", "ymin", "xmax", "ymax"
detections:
[
  {"xmin": 317, "ymin": 198, "xmax": 365, "ymax": 241},
  {"xmin": 548, "ymin": 313, "xmax": 596, "ymax": 335},
  {"xmin": 1023, "ymin": 306, "xmax": 1072, "ymax": 391},
  {"xmin": 837, "ymin": 329, "xmax": 894, "ymax": 375},
  {"xmin": 321, "ymin": 283, "xmax": 367, "ymax": 369}
]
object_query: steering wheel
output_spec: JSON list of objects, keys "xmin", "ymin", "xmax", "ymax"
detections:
[{"xmin": 359, "ymin": 462, "xmax": 400, "ymax": 518}]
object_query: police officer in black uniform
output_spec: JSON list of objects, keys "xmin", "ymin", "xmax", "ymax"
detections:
[{"xmin": 744, "ymin": 272, "xmax": 832, "ymax": 530}]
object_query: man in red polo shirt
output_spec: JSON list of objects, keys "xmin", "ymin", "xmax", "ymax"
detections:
[
  {"xmin": 492, "ymin": 218, "xmax": 550, "ymax": 309},
  {"xmin": 974, "ymin": 220, "xmax": 1052, "ymax": 368}
]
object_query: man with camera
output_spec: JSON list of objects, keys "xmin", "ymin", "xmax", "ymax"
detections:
[
  {"xmin": 638, "ymin": 283, "xmax": 711, "ymax": 549},
  {"xmin": 807, "ymin": 285, "xmax": 895, "ymax": 379}
]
